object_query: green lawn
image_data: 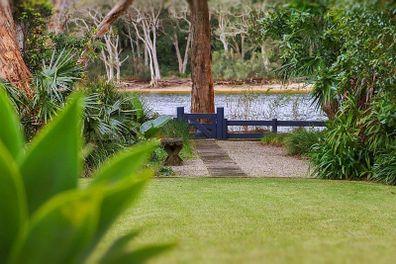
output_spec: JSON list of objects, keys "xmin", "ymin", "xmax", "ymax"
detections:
[{"xmin": 103, "ymin": 178, "xmax": 396, "ymax": 264}]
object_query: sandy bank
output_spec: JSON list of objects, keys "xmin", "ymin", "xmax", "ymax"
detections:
[{"xmin": 120, "ymin": 80, "xmax": 312, "ymax": 94}]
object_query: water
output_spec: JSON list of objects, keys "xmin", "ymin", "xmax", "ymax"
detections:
[{"xmin": 140, "ymin": 93, "xmax": 326, "ymax": 121}]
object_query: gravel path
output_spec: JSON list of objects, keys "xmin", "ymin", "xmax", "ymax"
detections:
[
  {"xmin": 171, "ymin": 140, "xmax": 311, "ymax": 178},
  {"xmin": 171, "ymin": 159, "xmax": 209, "ymax": 177},
  {"xmin": 217, "ymin": 141, "xmax": 310, "ymax": 178}
]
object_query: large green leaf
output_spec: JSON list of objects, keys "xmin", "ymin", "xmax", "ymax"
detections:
[
  {"xmin": 91, "ymin": 141, "xmax": 158, "ymax": 185},
  {"xmin": 20, "ymin": 94, "xmax": 83, "ymax": 215},
  {"xmin": 0, "ymin": 143, "xmax": 27, "ymax": 262},
  {"xmin": 140, "ymin": 116, "xmax": 172, "ymax": 138},
  {"xmin": 0, "ymin": 89, "xmax": 24, "ymax": 159},
  {"xmin": 95, "ymin": 173, "xmax": 150, "ymax": 240},
  {"xmin": 99, "ymin": 232, "xmax": 173, "ymax": 264},
  {"xmin": 9, "ymin": 189, "xmax": 101, "ymax": 264},
  {"xmin": 80, "ymin": 172, "xmax": 152, "ymax": 262}
]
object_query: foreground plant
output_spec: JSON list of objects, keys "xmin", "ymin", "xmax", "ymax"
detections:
[{"xmin": 0, "ymin": 90, "xmax": 170, "ymax": 263}]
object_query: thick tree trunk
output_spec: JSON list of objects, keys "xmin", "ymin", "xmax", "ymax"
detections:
[
  {"xmin": 48, "ymin": 0, "xmax": 70, "ymax": 34},
  {"xmin": 188, "ymin": 0, "xmax": 214, "ymax": 114},
  {"xmin": 0, "ymin": 0, "xmax": 32, "ymax": 97}
]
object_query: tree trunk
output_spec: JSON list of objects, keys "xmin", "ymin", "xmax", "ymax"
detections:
[
  {"xmin": 0, "ymin": 0, "xmax": 32, "ymax": 97},
  {"xmin": 48, "ymin": 0, "xmax": 70, "ymax": 34},
  {"xmin": 173, "ymin": 33, "xmax": 184, "ymax": 73},
  {"xmin": 322, "ymin": 100, "xmax": 338, "ymax": 120},
  {"xmin": 240, "ymin": 34, "xmax": 245, "ymax": 59},
  {"xmin": 96, "ymin": 0, "xmax": 135, "ymax": 38},
  {"xmin": 188, "ymin": 0, "xmax": 214, "ymax": 114},
  {"xmin": 182, "ymin": 31, "xmax": 191, "ymax": 74},
  {"xmin": 151, "ymin": 25, "xmax": 161, "ymax": 82}
]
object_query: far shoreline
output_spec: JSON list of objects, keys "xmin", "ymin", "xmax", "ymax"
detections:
[{"xmin": 119, "ymin": 80, "xmax": 313, "ymax": 95}]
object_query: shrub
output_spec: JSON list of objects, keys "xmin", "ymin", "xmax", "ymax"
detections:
[
  {"xmin": 0, "ymin": 90, "xmax": 170, "ymax": 263},
  {"xmin": 310, "ymin": 94, "xmax": 396, "ymax": 183},
  {"xmin": 82, "ymin": 81, "xmax": 150, "ymax": 172},
  {"xmin": 32, "ymin": 49, "xmax": 83, "ymax": 124},
  {"xmin": 310, "ymin": 101, "xmax": 372, "ymax": 180},
  {"xmin": 285, "ymin": 129, "xmax": 323, "ymax": 156}
]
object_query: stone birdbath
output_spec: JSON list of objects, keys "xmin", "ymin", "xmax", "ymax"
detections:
[{"xmin": 160, "ymin": 138, "xmax": 184, "ymax": 166}]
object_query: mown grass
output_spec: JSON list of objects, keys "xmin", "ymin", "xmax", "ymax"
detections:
[{"xmin": 98, "ymin": 178, "xmax": 396, "ymax": 264}]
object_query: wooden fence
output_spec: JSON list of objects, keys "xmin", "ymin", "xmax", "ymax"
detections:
[{"xmin": 176, "ymin": 107, "xmax": 326, "ymax": 140}]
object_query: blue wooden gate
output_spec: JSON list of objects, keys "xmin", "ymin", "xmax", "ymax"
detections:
[{"xmin": 176, "ymin": 107, "xmax": 326, "ymax": 140}]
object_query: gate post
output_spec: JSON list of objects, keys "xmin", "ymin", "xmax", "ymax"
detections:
[
  {"xmin": 272, "ymin": 118, "xmax": 278, "ymax": 133},
  {"xmin": 216, "ymin": 107, "xmax": 225, "ymax": 139},
  {"xmin": 223, "ymin": 119, "xmax": 228, "ymax": 139},
  {"xmin": 177, "ymin": 107, "xmax": 185, "ymax": 120}
]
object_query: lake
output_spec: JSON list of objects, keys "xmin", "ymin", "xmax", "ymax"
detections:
[{"xmin": 140, "ymin": 93, "xmax": 326, "ymax": 121}]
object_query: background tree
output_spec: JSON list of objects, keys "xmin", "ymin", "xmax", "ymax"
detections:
[
  {"xmin": 167, "ymin": 1, "xmax": 191, "ymax": 75},
  {"xmin": 48, "ymin": 0, "xmax": 72, "ymax": 34},
  {"xmin": 127, "ymin": 0, "xmax": 163, "ymax": 86}
]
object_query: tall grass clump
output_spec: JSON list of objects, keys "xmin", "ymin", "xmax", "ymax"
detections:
[
  {"xmin": 261, "ymin": 129, "xmax": 323, "ymax": 156},
  {"xmin": 285, "ymin": 129, "xmax": 323, "ymax": 156},
  {"xmin": 373, "ymin": 151, "xmax": 396, "ymax": 185},
  {"xmin": 261, "ymin": 133, "xmax": 288, "ymax": 147}
]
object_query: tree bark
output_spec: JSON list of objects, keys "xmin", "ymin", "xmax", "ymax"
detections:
[
  {"xmin": 0, "ymin": 0, "xmax": 32, "ymax": 97},
  {"xmin": 48, "ymin": 0, "xmax": 70, "ymax": 34},
  {"xmin": 187, "ymin": 0, "xmax": 214, "ymax": 114}
]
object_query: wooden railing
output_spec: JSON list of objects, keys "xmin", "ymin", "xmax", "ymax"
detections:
[{"xmin": 176, "ymin": 107, "xmax": 326, "ymax": 140}]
